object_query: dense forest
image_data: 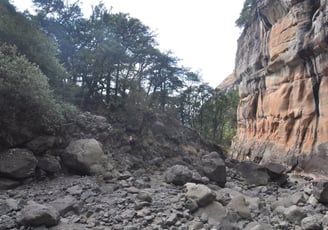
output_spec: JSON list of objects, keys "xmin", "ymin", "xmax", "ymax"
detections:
[{"xmin": 0, "ymin": 0, "xmax": 238, "ymax": 148}]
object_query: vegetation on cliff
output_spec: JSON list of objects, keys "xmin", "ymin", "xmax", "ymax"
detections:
[
  {"xmin": 235, "ymin": 0, "xmax": 257, "ymax": 28},
  {"xmin": 0, "ymin": 0, "xmax": 238, "ymax": 149}
]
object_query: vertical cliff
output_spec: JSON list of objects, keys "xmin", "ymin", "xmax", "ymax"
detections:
[{"xmin": 232, "ymin": 0, "xmax": 328, "ymax": 176}]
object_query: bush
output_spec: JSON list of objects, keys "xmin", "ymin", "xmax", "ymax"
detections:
[
  {"xmin": 0, "ymin": 43, "xmax": 71, "ymax": 146},
  {"xmin": 235, "ymin": 0, "xmax": 257, "ymax": 28}
]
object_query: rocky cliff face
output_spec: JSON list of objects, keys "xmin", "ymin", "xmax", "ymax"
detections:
[{"xmin": 231, "ymin": 0, "xmax": 328, "ymax": 176}]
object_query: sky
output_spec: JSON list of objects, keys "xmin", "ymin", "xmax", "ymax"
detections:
[{"xmin": 12, "ymin": 0, "xmax": 244, "ymax": 87}]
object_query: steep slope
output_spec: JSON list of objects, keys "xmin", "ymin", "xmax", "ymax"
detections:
[{"xmin": 231, "ymin": 0, "xmax": 328, "ymax": 176}]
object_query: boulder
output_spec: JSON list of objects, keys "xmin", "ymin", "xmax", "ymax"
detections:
[
  {"xmin": 201, "ymin": 151, "xmax": 226, "ymax": 187},
  {"xmin": 194, "ymin": 201, "xmax": 228, "ymax": 226},
  {"xmin": 312, "ymin": 180, "xmax": 328, "ymax": 204},
  {"xmin": 136, "ymin": 191, "xmax": 152, "ymax": 203},
  {"xmin": 284, "ymin": 205, "xmax": 306, "ymax": 224},
  {"xmin": 64, "ymin": 112, "xmax": 111, "ymax": 142},
  {"xmin": 237, "ymin": 161, "xmax": 270, "ymax": 186},
  {"xmin": 49, "ymin": 195, "xmax": 78, "ymax": 216},
  {"xmin": 19, "ymin": 201, "xmax": 60, "ymax": 227},
  {"xmin": 0, "ymin": 178, "xmax": 20, "ymax": 190},
  {"xmin": 26, "ymin": 136, "xmax": 56, "ymax": 155},
  {"xmin": 61, "ymin": 138, "xmax": 106, "ymax": 175},
  {"xmin": 164, "ymin": 165, "xmax": 193, "ymax": 185},
  {"xmin": 0, "ymin": 148, "xmax": 37, "ymax": 179},
  {"xmin": 263, "ymin": 162, "xmax": 288, "ymax": 185},
  {"xmin": 301, "ymin": 214, "xmax": 323, "ymax": 230},
  {"xmin": 228, "ymin": 195, "xmax": 252, "ymax": 220},
  {"xmin": 184, "ymin": 183, "xmax": 216, "ymax": 207},
  {"xmin": 37, "ymin": 154, "xmax": 61, "ymax": 174}
]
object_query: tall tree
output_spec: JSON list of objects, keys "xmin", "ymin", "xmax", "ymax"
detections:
[{"xmin": 0, "ymin": 0, "xmax": 66, "ymax": 88}]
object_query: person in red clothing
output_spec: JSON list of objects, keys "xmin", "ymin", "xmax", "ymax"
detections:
[{"xmin": 128, "ymin": 135, "xmax": 136, "ymax": 146}]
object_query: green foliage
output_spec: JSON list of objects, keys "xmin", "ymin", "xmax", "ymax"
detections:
[
  {"xmin": 5, "ymin": 0, "xmax": 239, "ymax": 148},
  {"xmin": 0, "ymin": 44, "xmax": 68, "ymax": 136},
  {"xmin": 235, "ymin": 0, "xmax": 257, "ymax": 28},
  {"xmin": 178, "ymin": 85, "xmax": 239, "ymax": 148},
  {"xmin": 0, "ymin": 0, "xmax": 66, "ymax": 88}
]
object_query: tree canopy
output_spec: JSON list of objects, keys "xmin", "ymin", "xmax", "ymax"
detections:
[{"xmin": 1, "ymin": 0, "xmax": 239, "ymax": 148}]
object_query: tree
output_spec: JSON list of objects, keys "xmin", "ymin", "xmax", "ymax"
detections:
[
  {"xmin": 0, "ymin": 43, "xmax": 67, "ymax": 147},
  {"xmin": 198, "ymin": 89, "xmax": 239, "ymax": 147},
  {"xmin": 0, "ymin": 0, "xmax": 66, "ymax": 88},
  {"xmin": 235, "ymin": 0, "xmax": 257, "ymax": 28},
  {"xmin": 144, "ymin": 50, "xmax": 185, "ymax": 110}
]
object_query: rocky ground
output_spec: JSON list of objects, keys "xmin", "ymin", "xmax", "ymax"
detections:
[
  {"xmin": 0, "ymin": 111, "xmax": 328, "ymax": 230},
  {"xmin": 1, "ymin": 159, "xmax": 328, "ymax": 230}
]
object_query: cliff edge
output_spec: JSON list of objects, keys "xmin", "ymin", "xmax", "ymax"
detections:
[{"xmin": 231, "ymin": 0, "xmax": 328, "ymax": 177}]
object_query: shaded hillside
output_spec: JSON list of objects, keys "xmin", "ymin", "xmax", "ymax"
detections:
[{"xmin": 103, "ymin": 108, "xmax": 225, "ymax": 172}]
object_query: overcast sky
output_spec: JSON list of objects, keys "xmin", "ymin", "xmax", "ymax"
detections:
[{"xmin": 12, "ymin": 0, "xmax": 244, "ymax": 87}]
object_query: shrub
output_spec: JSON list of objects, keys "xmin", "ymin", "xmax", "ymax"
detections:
[
  {"xmin": 235, "ymin": 0, "xmax": 257, "ymax": 28},
  {"xmin": 0, "ymin": 43, "xmax": 70, "ymax": 145}
]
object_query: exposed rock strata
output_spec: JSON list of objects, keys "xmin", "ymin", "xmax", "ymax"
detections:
[{"xmin": 231, "ymin": 0, "xmax": 328, "ymax": 176}]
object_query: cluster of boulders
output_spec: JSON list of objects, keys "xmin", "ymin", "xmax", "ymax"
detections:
[
  {"xmin": 0, "ymin": 112, "xmax": 113, "ymax": 190},
  {"xmin": 0, "ymin": 148, "xmax": 327, "ymax": 229},
  {"xmin": 0, "ymin": 111, "xmax": 327, "ymax": 229},
  {"xmin": 163, "ymin": 156, "xmax": 328, "ymax": 229},
  {"xmin": 0, "ymin": 137, "xmax": 110, "ymax": 190}
]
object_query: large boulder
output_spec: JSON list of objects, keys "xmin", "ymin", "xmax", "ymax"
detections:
[
  {"xmin": 62, "ymin": 112, "xmax": 111, "ymax": 142},
  {"xmin": 312, "ymin": 180, "xmax": 328, "ymax": 204},
  {"xmin": 0, "ymin": 148, "xmax": 37, "ymax": 179},
  {"xmin": 263, "ymin": 162, "xmax": 288, "ymax": 185},
  {"xmin": 237, "ymin": 161, "xmax": 270, "ymax": 186},
  {"xmin": 164, "ymin": 165, "xmax": 193, "ymax": 185},
  {"xmin": 184, "ymin": 183, "xmax": 216, "ymax": 207},
  {"xmin": 19, "ymin": 201, "xmax": 59, "ymax": 227},
  {"xmin": 61, "ymin": 138, "xmax": 106, "ymax": 175},
  {"xmin": 201, "ymin": 152, "xmax": 226, "ymax": 187}
]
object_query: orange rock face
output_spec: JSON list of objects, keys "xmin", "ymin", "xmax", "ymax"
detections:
[{"xmin": 231, "ymin": 0, "xmax": 328, "ymax": 176}]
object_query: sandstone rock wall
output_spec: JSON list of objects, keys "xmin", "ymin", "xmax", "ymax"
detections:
[{"xmin": 231, "ymin": 0, "xmax": 328, "ymax": 176}]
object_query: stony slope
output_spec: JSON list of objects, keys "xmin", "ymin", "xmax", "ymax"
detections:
[{"xmin": 0, "ymin": 110, "xmax": 327, "ymax": 229}]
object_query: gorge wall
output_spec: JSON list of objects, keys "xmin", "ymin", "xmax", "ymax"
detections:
[{"xmin": 231, "ymin": 0, "xmax": 328, "ymax": 176}]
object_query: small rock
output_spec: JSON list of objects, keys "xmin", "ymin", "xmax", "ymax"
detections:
[
  {"xmin": 166, "ymin": 213, "xmax": 178, "ymax": 226},
  {"xmin": 66, "ymin": 185, "xmax": 83, "ymax": 196},
  {"xmin": 0, "ymin": 215, "xmax": 16, "ymax": 229},
  {"xmin": 136, "ymin": 191, "xmax": 152, "ymax": 203}
]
